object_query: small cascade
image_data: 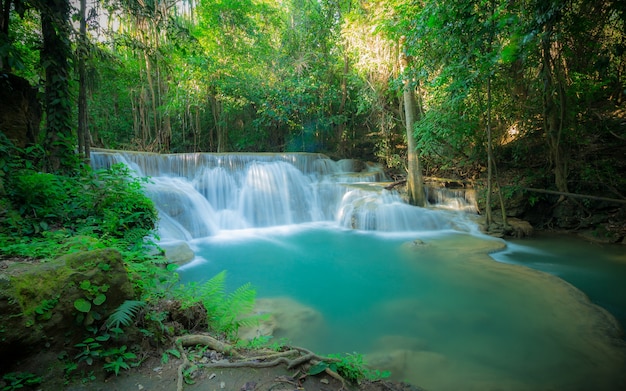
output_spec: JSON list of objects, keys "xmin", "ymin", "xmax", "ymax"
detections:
[
  {"xmin": 91, "ymin": 149, "xmax": 478, "ymax": 240},
  {"xmin": 426, "ymin": 185, "xmax": 478, "ymax": 213}
]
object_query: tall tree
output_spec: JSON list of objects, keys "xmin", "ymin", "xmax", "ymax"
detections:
[
  {"xmin": 77, "ymin": 0, "xmax": 89, "ymax": 161},
  {"xmin": 400, "ymin": 37, "xmax": 426, "ymax": 206},
  {"xmin": 36, "ymin": 0, "xmax": 75, "ymax": 172}
]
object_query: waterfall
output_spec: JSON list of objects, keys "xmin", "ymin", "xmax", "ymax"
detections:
[{"xmin": 91, "ymin": 150, "xmax": 477, "ymax": 241}]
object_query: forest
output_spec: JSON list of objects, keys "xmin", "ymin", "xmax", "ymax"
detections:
[
  {"xmin": 1, "ymin": 1, "xmax": 626, "ymax": 389},
  {"xmin": 1, "ymin": 0, "xmax": 625, "ymax": 236}
]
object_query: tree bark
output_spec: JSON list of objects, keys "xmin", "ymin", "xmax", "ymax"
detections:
[
  {"xmin": 400, "ymin": 38, "xmax": 425, "ymax": 207},
  {"xmin": 540, "ymin": 18, "xmax": 569, "ymax": 196},
  {"xmin": 77, "ymin": 0, "xmax": 90, "ymax": 163},
  {"xmin": 39, "ymin": 0, "xmax": 74, "ymax": 173}
]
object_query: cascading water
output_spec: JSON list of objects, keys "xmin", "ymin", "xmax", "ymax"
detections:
[
  {"xmin": 91, "ymin": 150, "xmax": 476, "ymax": 239},
  {"xmin": 91, "ymin": 150, "xmax": 626, "ymax": 391}
]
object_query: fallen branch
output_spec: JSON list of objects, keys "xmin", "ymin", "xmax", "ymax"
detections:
[
  {"xmin": 524, "ymin": 188, "xmax": 626, "ymax": 205},
  {"xmin": 384, "ymin": 179, "xmax": 406, "ymax": 190}
]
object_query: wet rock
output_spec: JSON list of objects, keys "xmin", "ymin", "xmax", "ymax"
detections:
[
  {"xmin": 506, "ymin": 217, "xmax": 533, "ymax": 238},
  {"xmin": 160, "ymin": 241, "xmax": 195, "ymax": 266},
  {"xmin": 238, "ymin": 297, "xmax": 326, "ymax": 344}
]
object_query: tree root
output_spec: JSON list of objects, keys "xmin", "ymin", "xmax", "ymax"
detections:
[{"xmin": 174, "ymin": 334, "xmax": 347, "ymax": 391}]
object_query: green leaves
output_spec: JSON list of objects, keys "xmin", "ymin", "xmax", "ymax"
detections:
[
  {"xmin": 105, "ymin": 300, "xmax": 146, "ymax": 330},
  {"xmin": 174, "ymin": 271, "xmax": 258, "ymax": 339},
  {"xmin": 74, "ymin": 298, "xmax": 92, "ymax": 313},
  {"xmin": 307, "ymin": 353, "xmax": 391, "ymax": 384}
]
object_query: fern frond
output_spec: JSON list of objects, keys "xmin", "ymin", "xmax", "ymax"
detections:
[
  {"xmin": 106, "ymin": 300, "xmax": 146, "ymax": 329},
  {"xmin": 198, "ymin": 271, "xmax": 227, "ymax": 312},
  {"xmin": 199, "ymin": 271, "xmax": 227, "ymax": 299},
  {"xmin": 226, "ymin": 283, "xmax": 256, "ymax": 316}
]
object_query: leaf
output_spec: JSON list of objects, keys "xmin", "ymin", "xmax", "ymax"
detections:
[
  {"xmin": 105, "ymin": 300, "xmax": 146, "ymax": 329},
  {"xmin": 166, "ymin": 349, "xmax": 181, "ymax": 358},
  {"xmin": 308, "ymin": 361, "xmax": 328, "ymax": 375},
  {"xmin": 74, "ymin": 298, "xmax": 91, "ymax": 313},
  {"xmin": 93, "ymin": 294, "xmax": 106, "ymax": 306}
]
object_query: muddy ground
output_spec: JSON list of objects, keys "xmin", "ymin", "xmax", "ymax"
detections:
[{"xmin": 12, "ymin": 348, "xmax": 423, "ymax": 391}]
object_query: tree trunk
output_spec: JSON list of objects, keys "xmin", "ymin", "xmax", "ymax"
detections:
[
  {"xmin": 77, "ymin": 0, "xmax": 90, "ymax": 163},
  {"xmin": 40, "ymin": 0, "xmax": 74, "ymax": 173},
  {"xmin": 1, "ymin": 0, "xmax": 11, "ymax": 71},
  {"xmin": 486, "ymin": 76, "xmax": 493, "ymax": 227},
  {"xmin": 541, "ymin": 21, "xmax": 569, "ymax": 196},
  {"xmin": 400, "ymin": 39, "xmax": 425, "ymax": 207},
  {"xmin": 210, "ymin": 93, "xmax": 226, "ymax": 152}
]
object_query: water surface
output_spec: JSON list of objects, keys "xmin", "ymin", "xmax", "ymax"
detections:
[{"xmin": 179, "ymin": 225, "xmax": 626, "ymax": 391}]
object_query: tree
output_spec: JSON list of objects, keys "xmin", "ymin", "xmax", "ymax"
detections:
[
  {"xmin": 77, "ymin": 0, "xmax": 90, "ymax": 162},
  {"xmin": 400, "ymin": 37, "xmax": 426, "ymax": 206},
  {"xmin": 36, "ymin": 0, "xmax": 75, "ymax": 173}
]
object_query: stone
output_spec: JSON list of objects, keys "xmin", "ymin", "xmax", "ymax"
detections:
[
  {"xmin": 238, "ymin": 297, "xmax": 326, "ymax": 345},
  {"xmin": 506, "ymin": 217, "xmax": 533, "ymax": 238},
  {"xmin": 160, "ymin": 241, "xmax": 195, "ymax": 266},
  {"xmin": 0, "ymin": 248, "xmax": 134, "ymax": 368}
]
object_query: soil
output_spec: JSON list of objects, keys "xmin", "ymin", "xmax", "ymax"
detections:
[{"xmin": 11, "ymin": 348, "xmax": 423, "ymax": 391}]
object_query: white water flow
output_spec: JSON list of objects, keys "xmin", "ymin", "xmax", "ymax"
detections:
[{"xmin": 91, "ymin": 150, "xmax": 626, "ymax": 391}]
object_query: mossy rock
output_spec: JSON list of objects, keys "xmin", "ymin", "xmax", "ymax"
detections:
[{"xmin": 0, "ymin": 248, "xmax": 133, "ymax": 368}]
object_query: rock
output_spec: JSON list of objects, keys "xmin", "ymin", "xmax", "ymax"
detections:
[
  {"xmin": 506, "ymin": 217, "xmax": 533, "ymax": 238},
  {"xmin": 160, "ymin": 241, "xmax": 195, "ymax": 266},
  {"xmin": 577, "ymin": 227, "xmax": 622, "ymax": 244},
  {"xmin": 238, "ymin": 297, "xmax": 326, "ymax": 345},
  {"xmin": 336, "ymin": 159, "xmax": 365, "ymax": 172},
  {"xmin": 0, "ymin": 248, "xmax": 134, "ymax": 368}
]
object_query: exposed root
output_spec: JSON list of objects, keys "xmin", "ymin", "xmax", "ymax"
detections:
[
  {"xmin": 175, "ymin": 334, "xmax": 243, "ymax": 359},
  {"xmin": 174, "ymin": 334, "xmax": 347, "ymax": 391},
  {"xmin": 324, "ymin": 367, "xmax": 348, "ymax": 390}
]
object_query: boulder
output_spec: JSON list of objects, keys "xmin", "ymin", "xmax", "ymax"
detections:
[
  {"xmin": 160, "ymin": 241, "xmax": 195, "ymax": 266},
  {"xmin": 0, "ymin": 248, "xmax": 134, "ymax": 367},
  {"xmin": 238, "ymin": 297, "xmax": 326, "ymax": 345}
]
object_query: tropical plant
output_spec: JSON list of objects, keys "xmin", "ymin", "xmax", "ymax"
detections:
[
  {"xmin": 105, "ymin": 300, "xmax": 147, "ymax": 330},
  {"xmin": 173, "ymin": 271, "xmax": 258, "ymax": 339},
  {"xmin": 1, "ymin": 371, "xmax": 43, "ymax": 391}
]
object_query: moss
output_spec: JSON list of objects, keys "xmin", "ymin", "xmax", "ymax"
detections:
[
  {"xmin": 9, "ymin": 258, "xmax": 71, "ymax": 327},
  {"xmin": 0, "ymin": 248, "xmax": 134, "ymax": 364}
]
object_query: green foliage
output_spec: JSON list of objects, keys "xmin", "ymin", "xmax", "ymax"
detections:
[
  {"xmin": 105, "ymin": 300, "xmax": 146, "ymax": 330},
  {"xmin": 308, "ymin": 352, "xmax": 390, "ymax": 384},
  {"xmin": 161, "ymin": 348, "xmax": 181, "ymax": 364},
  {"xmin": 74, "ymin": 337, "xmax": 105, "ymax": 366},
  {"xmin": 235, "ymin": 335, "xmax": 273, "ymax": 350},
  {"xmin": 101, "ymin": 346, "xmax": 138, "ymax": 376},
  {"xmin": 174, "ymin": 271, "xmax": 258, "ymax": 339},
  {"xmin": 0, "ymin": 150, "xmax": 157, "ymax": 259},
  {"xmin": 1, "ymin": 372, "xmax": 43, "ymax": 391},
  {"xmin": 33, "ymin": 295, "xmax": 59, "ymax": 321}
]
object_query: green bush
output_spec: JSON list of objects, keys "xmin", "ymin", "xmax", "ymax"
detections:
[{"xmin": 0, "ymin": 139, "xmax": 157, "ymax": 257}]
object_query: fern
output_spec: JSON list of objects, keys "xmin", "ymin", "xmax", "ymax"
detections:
[
  {"xmin": 173, "ymin": 271, "xmax": 258, "ymax": 339},
  {"xmin": 106, "ymin": 300, "xmax": 146, "ymax": 329},
  {"xmin": 214, "ymin": 283, "xmax": 257, "ymax": 338}
]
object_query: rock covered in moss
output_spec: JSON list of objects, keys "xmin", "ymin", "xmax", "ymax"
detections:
[{"xmin": 0, "ymin": 248, "xmax": 133, "ymax": 368}]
